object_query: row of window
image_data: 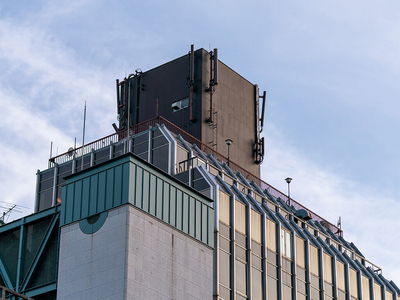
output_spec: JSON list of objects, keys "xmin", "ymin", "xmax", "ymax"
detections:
[{"xmin": 217, "ymin": 190, "xmax": 396, "ymax": 300}]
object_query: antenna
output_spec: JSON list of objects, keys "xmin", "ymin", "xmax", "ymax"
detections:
[
  {"xmin": 81, "ymin": 101, "xmax": 86, "ymax": 171},
  {"xmin": 48, "ymin": 141, "xmax": 53, "ymax": 168},
  {"xmin": 189, "ymin": 44, "xmax": 195, "ymax": 122},
  {"xmin": 0, "ymin": 201, "xmax": 30, "ymax": 225},
  {"xmin": 260, "ymin": 91, "xmax": 266, "ymax": 132},
  {"xmin": 213, "ymin": 48, "xmax": 218, "ymax": 85}
]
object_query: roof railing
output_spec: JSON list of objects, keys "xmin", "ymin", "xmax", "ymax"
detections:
[{"xmin": 49, "ymin": 115, "xmax": 342, "ymax": 236}]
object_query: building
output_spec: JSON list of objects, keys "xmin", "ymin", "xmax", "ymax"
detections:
[{"xmin": 0, "ymin": 46, "xmax": 399, "ymax": 300}]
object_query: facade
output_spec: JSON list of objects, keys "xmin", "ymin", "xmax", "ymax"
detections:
[{"xmin": 0, "ymin": 47, "xmax": 399, "ymax": 300}]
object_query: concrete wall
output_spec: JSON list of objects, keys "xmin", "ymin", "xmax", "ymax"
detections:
[
  {"xmin": 57, "ymin": 206, "xmax": 128, "ymax": 300},
  {"xmin": 57, "ymin": 204, "xmax": 213, "ymax": 300},
  {"xmin": 200, "ymin": 51, "xmax": 260, "ymax": 177},
  {"xmin": 126, "ymin": 203, "xmax": 213, "ymax": 299}
]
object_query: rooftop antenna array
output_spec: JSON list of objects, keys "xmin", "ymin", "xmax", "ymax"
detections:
[
  {"xmin": 0, "ymin": 201, "xmax": 30, "ymax": 226},
  {"xmin": 205, "ymin": 48, "xmax": 218, "ymax": 123}
]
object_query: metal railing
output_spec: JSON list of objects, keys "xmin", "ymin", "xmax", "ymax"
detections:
[
  {"xmin": 48, "ymin": 115, "xmax": 342, "ymax": 236},
  {"xmin": 1, "ymin": 285, "xmax": 34, "ymax": 300}
]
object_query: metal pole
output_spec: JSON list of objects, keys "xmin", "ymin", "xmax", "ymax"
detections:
[
  {"xmin": 285, "ymin": 177, "xmax": 292, "ymax": 206},
  {"xmin": 48, "ymin": 141, "xmax": 53, "ymax": 168},
  {"xmin": 227, "ymin": 144, "xmax": 230, "ymax": 166},
  {"xmin": 128, "ymin": 79, "xmax": 131, "ymax": 137},
  {"xmin": 81, "ymin": 101, "xmax": 86, "ymax": 171}
]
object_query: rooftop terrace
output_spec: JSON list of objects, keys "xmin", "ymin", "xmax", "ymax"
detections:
[{"xmin": 47, "ymin": 116, "xmax": 342, "ymax": 237}]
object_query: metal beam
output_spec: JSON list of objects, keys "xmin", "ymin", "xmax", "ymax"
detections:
[
  {"xmin": 21, "ymin": 214, "xmax": 59, "ymax": 291},
  {"xmin": 0, "ymin": 285, "xmax": 35, "ymax": 300},
  {"xmin": 0, "ymin": 256, "xmax": 13, "ymax": 290}
]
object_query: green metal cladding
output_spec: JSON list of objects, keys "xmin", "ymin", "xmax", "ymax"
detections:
[{"xmin": 61, "ymin": 153, "xmax": 214, "ymax": 247}]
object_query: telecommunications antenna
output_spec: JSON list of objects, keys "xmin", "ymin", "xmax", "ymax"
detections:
[{"xmin": 0, "ymin": 201, "xmax": 30, "ymax": 225}]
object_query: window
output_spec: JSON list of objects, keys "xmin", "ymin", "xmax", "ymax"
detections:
[
  {"xmin": 349, "ymin": 268, "xmax": 358, "ymax": 299},
  {"xmin": 386, "ymin": 290, "xmax": 393, "ymax": 300},
  {"xmin": 374, "ymin": 283, "xmax": 382, "ymax": 300},
  {"xmin": 280, "ymin": 228, "xmax": 291, "ymax": 259},
  {"xmin": 309, "ymin": 245, "xmax": 319, "ymax": 276},
  {"xmin": 235, "ymin": 201, "xmax": 246, "ymax": 235},
  {"xmin": 296, "ymin": 236, "xmax": 305, "ymax": 268},
  {"xmin": 362, "ymin": 275, "xmax": 370, "ymax": 300},
  {"xmin": 323, "ymin": 253, "xmax": 332, "ymax": 284},
  {"xmin": 251, "ymin": 210, "xmax": 261, "ymax": 243},
  {"xmin": 336, "ymin": 261, "xmax": 345, "ymax": 292},
  {"xmin": 171, "ymin": 97, "xmax": 189, "ymax": 112},
  {"xmin": 219, "ymin": 191, "xmax": 230, "ymax": 225},
  {"xmin": 266, "ymin": 218, "xmax": 276, "ymax": 251}
]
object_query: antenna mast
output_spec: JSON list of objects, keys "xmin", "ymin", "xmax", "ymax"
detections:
[{"xmin": 0, "ymin": 201, "xmax": 28, "ymax": 225}]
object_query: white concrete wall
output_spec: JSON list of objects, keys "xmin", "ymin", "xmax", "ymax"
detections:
[
  {"xmin": 57, "ymin": 204, "xmax": 213, "ymax": 300},
  {"xmin": 57, "ymin": 205, "xmax": 129, "ymax": 300},
  {"xmin": 126, "ymin": 205, "xmax": 214, "ymax": 299}
]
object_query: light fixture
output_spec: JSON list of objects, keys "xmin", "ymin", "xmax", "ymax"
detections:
[{"xmin": 285, "ymin": 177, "xmax": 292, "ymax": 206}]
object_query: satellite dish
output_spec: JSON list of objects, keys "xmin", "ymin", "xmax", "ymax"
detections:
[{"xmin": 67, "ymin": 147, "xmax": 75, "ymax": 157}]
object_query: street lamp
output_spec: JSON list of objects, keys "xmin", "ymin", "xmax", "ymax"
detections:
[
  {"xmin": 285, "ymin": 177, "xmax": 292, "ymax": 206},
  {"xmin": 225, "ymin": 139, "xmax": 233, "ymax": 166}
]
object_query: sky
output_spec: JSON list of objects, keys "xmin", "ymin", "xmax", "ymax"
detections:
[{"xmin": 0, "ymin": 0, "xmax": 399, "ymax": 284}]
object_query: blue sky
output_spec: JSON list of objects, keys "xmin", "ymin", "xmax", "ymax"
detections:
[{"xmin": 1, "ymin": 0, "xmax": 399, "ymax": 283}]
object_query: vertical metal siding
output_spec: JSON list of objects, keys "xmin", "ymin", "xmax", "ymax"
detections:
[{"xmin": 60, "ymin": 155, "xmax": 214, "ymax": 247}]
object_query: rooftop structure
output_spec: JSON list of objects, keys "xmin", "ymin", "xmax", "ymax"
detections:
[{"xmin": 0, "ymin": 46, "xmax": 399, "ymax": 300}]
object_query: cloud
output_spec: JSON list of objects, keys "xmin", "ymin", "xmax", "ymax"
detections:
[
  {"xmin": 261, "ymin": 123, "xmax": 400, "ymax": 283},
  {"xmin": 0, "ymin": 17, "xmax": 116, "ymax": 220}
]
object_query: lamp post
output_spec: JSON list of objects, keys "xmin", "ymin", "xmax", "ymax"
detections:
[
  {"xmin": 285, "ymin": 177, "xmax": 292, "ymax": 206},
  {"xmin": 225, "ymin": 139, "xmax": 233, "ymax": 166}
]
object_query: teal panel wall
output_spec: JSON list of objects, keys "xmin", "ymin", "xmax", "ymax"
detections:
[
  {"xmin": 61, "ymin": 156, "xmax": 131, "ymax": 226},
  {"xmin": 61, "ymin": 154, "xmax": 214, "ymax": 247}
]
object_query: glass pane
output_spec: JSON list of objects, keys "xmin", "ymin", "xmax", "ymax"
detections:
[
  {"xmin": 0, "ymin": 228, "xmax": 20, "ymax": 286},
  {"xmin": 285, "ymin": 231, "xmax": 291, "ymax": 259},
  {"xmin": 219, "ymin": 191, "xmax": 230, "ymax": 225},
  {"xmin": 336, "ymin": 260, "xmax": 345, "ymax": 291},
  {"xmin": 236, "ymin": 232, "xmax": 246, "ymax": 247},
  {"xmin": 219, "ymin": 249, "xmax": 231, "ymax": 288},
  {"xmin": 252, "ymin": 254, "xmax": 262, "ymax": 269},
  {"xmin": 219, "ymin": 222, "xmax": 230, "ymax": 238},
  {"xmin": 323, "ymin": 253, "xmax": 332, "ymax": 284},
  {"xmin": 267, "ymin": 262, "xmax": 277, "ymax": 277},
  {"xmin": 349, "ymin": 268, "xmax": 357, "ymax": 298},
  {"xmin": 27, "ymin": 229, "xmax": 58, "ymax": 289},
  {"xmin": 297, "ymin": 278, "xmax": 306, "ymax": 294},
  {"xmin": 235, "ymin": 201, "xmax": 246, "ymax": 235},
  {"xmin": 176, "ymin": 145, "xmax": 188, "ymax": 165},
  {"xmin": 251, "ymin": 210, "xmax": 261, "ymax": 243},
  {"xmin": 362, "ymin": 275, "xmax": 370, "ymax": 300},
  {"xmin": 374, "ymin": 283, "xmax": 382, "ymax": 300},
  {"xmin": 266, "ymin": 218, "xmax": 276, "ymax": 251},
  {"xmin": 297, "ymin": 292, "xmax": 306, "ymax": 300},
  {"xmin": 252, "ymin": 268, "xmax": 263, "ymax": 300},
  {"xmin": 39, "ymin": 189, "xmax": 53, "ymax": 211},
  {"xmin": 267, "ymin": 276, "xmax": 278, "ymax": 300},
  {"xmin": 283, "ymin": 284, "xmax": 292, "ymax": 300},
  {"xmin": 236, "ymin": 260, "xmax": 247, "ymax": 295},
  {"xmin": 235, "ymin": 245, "xmax": 246, "ymax": 261},
  {"xmin": 219, "ymin": 235, "xmax": 230, "ymax": 252},
  {"xmin": 296, "ymin": 236, "xmax": 305, "ymax": 268},
  {"xmin": 152, "ymin": 145, "xmax": 169, "ymax": 173},
  {"xmin": 386, "ymin": 291, "xmax": 393, "ymax": 300},
  {"xmin": 309, "ymin": 245, "xmax": 319, "ymax": 276},
  {"xmin": 219, "ymin": 284, "xmax": 231, "ymax": 300},
  {"xmin": 338, "ymin": 289, "xmax": 346, "ymax": 300},
  {"xmin": 311, "ymin": 286, "xmax": 320, "ymax": 300}
]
